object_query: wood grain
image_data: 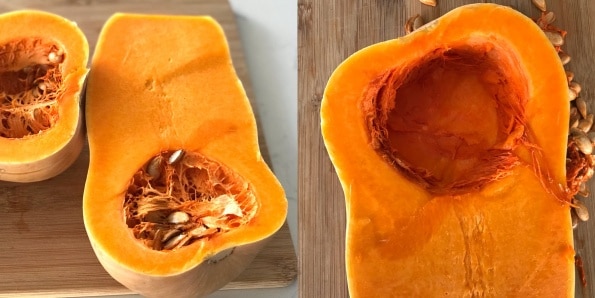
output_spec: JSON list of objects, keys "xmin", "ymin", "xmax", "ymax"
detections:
[
  {"xmin": 298, "ymin": 1, "xmax": 595, "ymax": 297},
  {"xmin": 0, "ymin": 0, "xmax": 296, "ymax": 296}
]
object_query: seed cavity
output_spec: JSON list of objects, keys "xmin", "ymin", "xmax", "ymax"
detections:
[
  {"xmin": 0, "ymin": 39, "xmax": 65, "ymax": 138},
  {"xmin": 124, "ymin": 150, "xmax": 258, "ymax": 251}
]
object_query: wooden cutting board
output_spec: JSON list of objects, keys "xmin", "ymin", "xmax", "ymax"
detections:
[
  {"xmin": 0, "ymin": 0, "xmax": 296, "ymax": 297},
  {"xmin": 298, "ymin": 1, "xmax": 595, "ymax": 297}
]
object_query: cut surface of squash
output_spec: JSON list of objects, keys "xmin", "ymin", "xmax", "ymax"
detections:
[
  {"xmin": 83, "ymin": 13, "xmax": 286, "ymax": 298},
  {"xmin": 321, "ymin": 4, "xmax": 574, "ymax": 297},
  {"xmin": 0, "ymin": 10, "xmax": 88, "ymax": 182}
]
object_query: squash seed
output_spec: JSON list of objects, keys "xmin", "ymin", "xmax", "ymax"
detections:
[
  {"xmin": 573, "ymin": 199, "xmax": 590, "ymax": 222},
  {"xmin": 419, "ymin": 0, "xmax": 436, "ymax": 6},
  {"xmin": 532, "ymin": 0, "xmax": 546, "ymax": 12},
  {"xmin": 570, "ymin": 128, "xmax": 593, "ymax": 155},
  {"xmin": 588, "ymin": 131, "xmax": 595, "ymax": 145},
  {"xmin": 146, "ymin": 155, "xmax": 163, "ymax": 180},
  {"xmin": 168, "ymin": 149, "xmax": 185, "ymax": 164},
  {"xmin": 405, "ymin": 14, "xmax": 424, "ymax": 35},
  {"xmin": 163, "ymin": 233, "xmax": 187, "ymax": 250},
  {"xmin": 566, "ymin": 71, "xmax": 574, "ymax": 82},
  {"xmin": 162, "ymin": 229, "xmax": 181, "ymax": 243},
  {"xmin": 569, "ymin": 88, "xmax": 578, "ymax": 101},
  {"xmin": 569, "ymin": 81, "xmax": 582, "ymax": 94},
  {"xmin": 544, "ymin": 31, "xmax": 564, "ymax": 46},
  {"xmin": 167, "ymin": 211, "xmax": 190, "ymax": 224},
  {"xmin": 559, "ymin": 51, "xmax": 571, "ymax": 65},
  {"xmin": 48, "ymin": 50, "xmax": 63, "ymax": 64},
  {"xmin": 152, "ymin": 229, "xmax": 163, "ymax": 250},
  {"xmin": 578, "ymin": 182, "xmax": 590, "ymax": 197},
  {"xmin": 576, "ymin": 97, "xmax": 588, "ymax": 119},
  {"xmin": 578, "ymin": 114, "xmax": 594, "ymax": 133},
  {"xmin": 572, "ymin": 211, "xmax": 579, "ymax": 229}
]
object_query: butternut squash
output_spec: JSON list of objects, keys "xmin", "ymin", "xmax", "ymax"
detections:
[
  {"xmin": 0, "ymin": 10, "xmax": 88, "ymax": 182},
  {"xmin": 321, "ymin": 4, "xmax": 574, "ymax": 297},
  {"xmin": 83, "ymin": 14, "xmax": 286, "ymax": 297}
]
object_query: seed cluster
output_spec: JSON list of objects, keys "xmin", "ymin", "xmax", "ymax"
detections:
[
  {"xmin": 124, "ymin": 150, "xmax": 258, "ymax": 251},
  {"xmin": 0, "ymin": 39, "xmax": 64, "ymax": 138}
]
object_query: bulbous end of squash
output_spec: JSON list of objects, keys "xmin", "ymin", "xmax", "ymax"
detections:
[
  {"xmin": 0, "ymin": 10, "xmax": 88, "ymax": 182},
  {"xmin": 83, "ymin": 13, "xmax": 287, "ymax": 298},
  {"xmin": 321, "ymin": 3, "xmax": 574, "ymax": 297}
]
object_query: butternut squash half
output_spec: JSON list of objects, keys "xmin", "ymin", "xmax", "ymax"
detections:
[
  {"xmin": 83, "ymin": 14, "xmax": 287, "ymax": 297},
  {"xmin": 0, "ymin": 10, "xmax": 88, "ymax": 182},
  {"xmin": 321, "ymin": 4, "xmax": 574, "ymax": 297}
]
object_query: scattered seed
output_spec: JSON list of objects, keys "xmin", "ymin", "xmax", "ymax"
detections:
[
  {"xmin": 571, "ymin": 118, "xmax": 579, "ymax": 129},
  {"xmin": 532, "ymin": 0, "xmax": 546, "ymax": 12},
  {"xmin": 146, "ymin": 156, "xmax": 163, "ymax": 180},
  {"xmin": 542, "ymin": 11, "xmax": 555, "ymax": 24},
  {"xmin": 573, "ymin": 199, "xmax": 590, "ymax": 222},
  {"xmin": 576, "ymin": 97, "xmax": 588, "ymax": 119},
  {"xmin": 167, "ymin": 211, "xmax": 190, "ymax": 224},
  {"xmin": 168, "ymin": 149, "xmax": 185, "ymax": 164},
  {"xmin": 578, "ymin": 114, "xmax": 594, "ymax": 133},
  {"xmin": 163, "ymin": 233, "xmax": 187, "ymax": 250},
  {"xmin": 566, "ymin": 71, "xmax": 574, "ymax": 82},
  {"xmin": 570, "ymin": 128, "xmax": 593, "ymax": 155},
  {"xmin": 576, "ymin": 134, "xmax": 593, "ymax": 155},
  {"xmin": 569, "ymin": 81, "xmax": 582, "ymax": 94},
  {"xmin": 544, "ymin": 31, "xmax": 564, "ymax": 46},
  {"xmin": 419, "ymin": 0, "xmax": 436, "ymax": 6},
  {"xmin": 588, "ymin": 131, "xmax": 595, "ymax": 145},
  {"xmin": 405, "ymin": 14, "xmax": 424, "ymax": 35},
  {"xmin": 559, "ymin": 51, "xmax": 571, "ymax": 65},
  {"xmin": 569, "ymin": 88, "xmax": 578, "ymax": 101},
  {"xmin": 578, "ymin": 182, "xmax": 590, "ymax": 197},
  {"xmin": 572, "ymin": 211, "xmax": 579, "ymax": 229},
  {"xmin": 38, "ymin": 82, "xmax": 46, "ymax": 91}
]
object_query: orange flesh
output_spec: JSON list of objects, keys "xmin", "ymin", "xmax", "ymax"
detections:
[
  {"xmin": 125, "ymin": 150, "xmax": 258, "ymax": 251},
  {"xmin": 364, "ymin": 44, "xmax": 533, "ymax": 194},
  {"xmin": 0, "ymin": 38, "xmax": 64, "ymax": 138}
]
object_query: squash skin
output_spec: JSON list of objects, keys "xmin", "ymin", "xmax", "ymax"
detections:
[
  {"xmin": 321, "ymin": 4, "xmax": 574, "ymax": 297},
  {"xmin": 0, "ymin": 10, "xmax": 88, "ymax": 182},
  {"xmin": 83, "ymin": 14, "xmax": 287, "ymax": 297}
]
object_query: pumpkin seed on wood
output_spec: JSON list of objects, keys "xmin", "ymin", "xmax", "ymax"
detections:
[
  {"xmin": 570, "ymin": 128, "xmax": 593, "ymax": 155},
  {"xmin": 578, "ymin": 114, "xmax": 593, "ymax": 133},
  {"xmin": 544, "ymin": 31, "xmax": 564, "ymax": 46},
  {"xmin": 532, "ymin": 0, "xmax": 547, "ymax": 12},
  {"xmin": 572, "ymin": 211, "xmax": 579, "ymax": 229},
  {"xmin": 566, "ymin": 71, "xmax": 574, "ymax": 82},
  {"xmin": 578, "ymin": 182, "xmax": 590, "ymax": 197},
  {"xmin": 405, "ymin": 14, "xmax": 424, "ymax": 35},
  {"xmin": 568, "ymin": 88, "xmax": 578, "ymax": 101},
  {"xmin": 559, "ymin": 51, "xmax": 571, "ymax": 65},
  {"xmin": 419, "ymin": 0, "xmax": 436, "ymax": 7},
  {"xmin": 576, "ymin": 97, "xmax": 588, "ymax": 119},
  {"xmin": 573, "ymin": 199, "xmax": 590, "ymax": 222},
  {"xmin": 569, "ymin": 81, "xmax": 582, "ymax": 94}
]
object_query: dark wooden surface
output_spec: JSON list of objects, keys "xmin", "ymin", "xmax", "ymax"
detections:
[
  {"xmin": 0, "ymin": 0, "xmax": 296, "ymax": 296},
  {"xmin": 298, "ymin": 1, "xmax": 595, "ymax": 297}
]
